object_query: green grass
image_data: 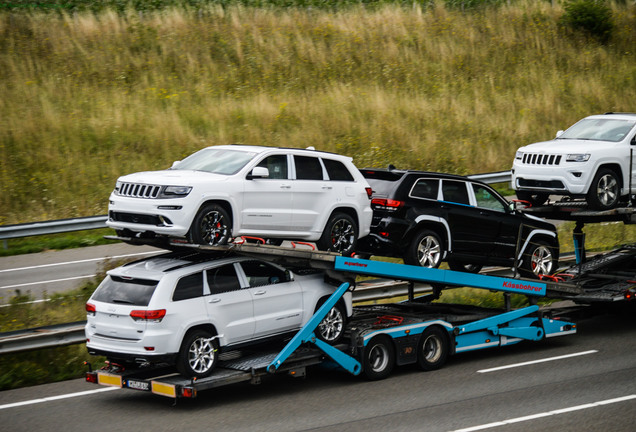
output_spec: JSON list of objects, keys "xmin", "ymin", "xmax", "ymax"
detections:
[
  {"xmin": 0, "ymin": 228, "xmax": 119, "ymax": 257},
  {"xmin": 1, "ymin": 1, "xmax": 635, "ymax": 225}
]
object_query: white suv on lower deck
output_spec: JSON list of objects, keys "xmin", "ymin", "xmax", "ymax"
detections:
[
  {"xmin": 85, "ymin": 252, "xmax": 352, "ymax": 378},
  {"xmin": 512, "ymin": 113, "xmax": 636, "ymax": 209},
  {"xmin": 107, "ymin": 145, "xmax": 373, "ymax": 256}
]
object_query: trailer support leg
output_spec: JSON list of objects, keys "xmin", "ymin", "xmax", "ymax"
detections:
[{"xmin": 573, "ymin": 221, "xmax": 586, "ymax": 264}]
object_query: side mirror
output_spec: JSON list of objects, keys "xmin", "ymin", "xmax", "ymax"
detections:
[
  {"xmin": 171, "ymin": 160, "xmax": 180, "ymax": 168},
  {"xmin": 555, "ymin": 130, "xmax": 564, "ymax": 138},
  {"xmin": 248, "ymin": 166, "xmax": 270, "ymax": 179}
]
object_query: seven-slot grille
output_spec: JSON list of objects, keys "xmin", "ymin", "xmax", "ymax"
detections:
[
  {"xmin": 520, "ymin": 153, "xmax": 562, "ymax": 166},
  {"xmin": 117, "ymin": 183, "xmax": 161, "ymax": 198}
]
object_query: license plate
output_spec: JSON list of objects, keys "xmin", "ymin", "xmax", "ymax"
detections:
[{"xmin": 126, "ymin": 379, "xmax": 150, "ymax": 391}]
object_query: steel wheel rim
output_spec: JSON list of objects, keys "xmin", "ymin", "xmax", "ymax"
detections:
[
  {"xmin": 597, "ymin": 174, "xmax": 618, "ymax": 207},
  {"xmin": 422, "ymin": 334, "xmax": 442, "ymax": 363},
  {"xmin": 188, "ymin": 337, "xmax": 216, "ymax": 374},
  {"xmin": 531, "ymin": 245, "xmax": 553, "ymax": 275},
  {"xmin": 369, "ymin": 344, "xmax": 389, "ymax": 372},
  {"xmin": 201, "ymin": 210, "xmax": 229, "ymax": 245},
  {"xmin": 329, "ymin": 219, "xmax": 355, "ymax": 253},
  {"xmin": 417, "ymin": 235, "xmax": 441, "ymax": 267},
  {"xmin": 318, "ymin": 307, "xmax": 344, "ymax": 342}
]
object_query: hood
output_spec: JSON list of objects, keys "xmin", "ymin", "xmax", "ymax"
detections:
[
  {"xmin": 117, "ymin": 169, "xmax": 227, "ymax": 185},
  {"xmin": 518, "ymin": 139, "xmax": 619, "ymax": 154}
]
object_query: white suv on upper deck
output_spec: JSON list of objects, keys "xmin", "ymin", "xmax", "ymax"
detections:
[
  {"xmin": 107, "ymin": 145, "xmax": 373, "ymax": 255},
  {"xmin": 511, "ymin": 113, "xmax": 636, "ymax": 209}
]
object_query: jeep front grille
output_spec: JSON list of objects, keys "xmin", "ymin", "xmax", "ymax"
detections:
[
  {"xmin": 521, "ymin": 153, "xmax": 562, "ymax": 166},
  {"xmin": 117, "ymin": 183, "xmax": 161, "ymax": 198}
]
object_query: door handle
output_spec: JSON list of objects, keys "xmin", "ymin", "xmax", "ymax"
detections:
[
  {"xmin": 208, "ymin": 298, "xmax": 221, "ymax": 303},
  {"xmin": 280, "ymin": 184, "xmax": 291, "ymax": 189},
  {"xmin": 253, "ymin": 290, "xmax": 266, "ymax": 295},
  {"xmin": 321, "ymin": 185, "xmax": 333, "ymax": 190}
]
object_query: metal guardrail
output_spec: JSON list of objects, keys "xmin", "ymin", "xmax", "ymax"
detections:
[
  {"xmin": 0, "ymin": 171, "xmax": 512, "ymax": 241},
  {"xmin": 0, "ymin": 281, "xmax": 431, "ymax": 355}
]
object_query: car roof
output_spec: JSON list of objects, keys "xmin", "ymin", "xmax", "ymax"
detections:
[
  {"xmin": 108, "ymin": 251, "xmax": 244, "ymax": 280},
  {"xmin": 588, "ymin": 112, "xmax": 636, "ymax": 120},
  {"xmin": 211, "ymin": 144, "xmax": 352, "ymax": 160},
  {"xmin": 360, "ymin": 167, "xmax": 489, "ymax": 185}
]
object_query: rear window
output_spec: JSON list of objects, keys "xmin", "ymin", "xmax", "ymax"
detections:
[
  {"xmin": 92, "ymin": 275, "xmax": 158, "ymax": 306},
  {"xmin": 360, "ymin": 170, "xmax": 405, "ymax": 197}
]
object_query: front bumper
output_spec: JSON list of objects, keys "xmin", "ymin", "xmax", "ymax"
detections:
[
  {"xmin": 107, "ymin": 194, "xmax": 194, "ymax": 236},
  {"xmin": 512, "ymin": 162, "xmax": 591, "ymax": 195}
]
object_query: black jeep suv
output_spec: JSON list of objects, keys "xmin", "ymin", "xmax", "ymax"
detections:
[{"xmin": 356, "ymin": 168, "xmax": 559, "ymax": 277}]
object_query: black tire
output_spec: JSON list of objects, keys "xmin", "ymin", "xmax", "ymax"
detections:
[
  {"xmin": 176, "ymin": 329, "xmax": 218, "ymax": 378},
  {"xmin": 587, "ymin": 168, "xmax": 621, "ymax": 210},
  {"xmin": 518, "ymin": 239, "xmax": 558, "ymax": 278},
  {"xmin": 417, "ymin": 326, "xmax": 449, "ymax": 371},
  {"xmin": 404, "ymin": 229, "xmax": 444, "ymax": 268},
  {"xmin": 315, "ymin": 301, "xmax": 347, "ymax": 344},
  {"xmin": 363, "ymin": 336, "xmax": 395, "ymax": 380},
  {"xmin": 317, "ymin": 212, "xmax": 358, "ymax": 256},
  {"xmin": 189, "ymin": 203, "xmax": 232, "ymax": 246},
  {"xmin": 448, "ymin": 260, "xmax": 483, "ymax": 274},
  {"xmin": 515, "ymin": 191, "xmax": 549, "ymax": 207}
]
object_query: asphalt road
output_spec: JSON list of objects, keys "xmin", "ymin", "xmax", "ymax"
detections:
[
  {"xmin": 0, "ymin": 244, "xmax": 163, "ymax": 304},
  {"xmin": 1, "ymin": 305, "xmax": 635, "ymax": 432}
]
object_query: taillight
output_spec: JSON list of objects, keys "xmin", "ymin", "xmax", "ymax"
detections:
[
  {"xmin": 130, "ymin": 309, "xmax": 166, "ymax": 322},
  {"xmin": 365, "ymin": 187, "xmax": 373, "ymax": 199},
  {"xmin": 371, "ymin": 198, "xmax": 404, "ymax": 211},
  {"xmin": 86, "ymin": 303, "xmax": 96, "ymax": 316}
]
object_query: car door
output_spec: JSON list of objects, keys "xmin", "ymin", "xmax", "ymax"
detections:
[
  {"xmin": 440, "ymin": 180, "xmax": 497, "ymax": 256},
  {"xmin": 289, "ymin": 155, "xmax": 331, "ymax": 232},
  {"xmin": 469, "ymin": 183, "xmax": 515, "ymax": 259},
  {"xmin": 204, "ymin": 263, "xmax": 255, "ymax": 345},
  {"xmin": 240, "ymin": 154, "xmax": 293, "ymax": 233},
  {"xmin": 236, "ymin": 260, "xmax": 303, "ymax": 339}
]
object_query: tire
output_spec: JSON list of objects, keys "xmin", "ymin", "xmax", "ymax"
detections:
[
  {"xmin": 417, "ymin": 326, "xmax": 449, "ymax": 371},
  {"xmin": 519, "ymin": 239, "xmax": 557, "ymax": 278},
  {"xmin": 176, "ymin": 329, "xmax": 218, "ymax": 378},
  {"xmin": 363, "ymin": 336, "xmax": 395, "ymax": 380},
  {"xmin": 315, "ymin": 301, "xmax": 347, "ymax": 344},
  {"xmin": 404, "ymin": 229, "xmax": 444, "ymax": 268},
  {"xmin": 317, "ymin": 212, "xmax": 358, "ymax": 256},
  {"xmin": 189, "ymin": 203, "xmax": 232, "ymax": 246},
  {"xmin": 587, "ymin": 168, "xmax": 621, "ymax": 210},
  {"xmin": 515, "ymin": 191, "xmax": 549, "ymax": 207},
  {"xmin": 448, "ymin": 260, "xmax": 482, "ymax": 274}
]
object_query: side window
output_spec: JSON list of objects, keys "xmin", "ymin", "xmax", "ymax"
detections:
[
  {"xmin": 256, "ymin": 155, "xmax": 288, "ymax": 180},
  {"xmin": 410, "ymin": 179, "xmax": 439, "ymax": 200},
  {"xmin": 294, "ymin": 155, "xmax": 324, "ymax": 180},
  {"xmin": 206, "ymin": 264, "xmax": 241, "ymax": 294},
  {"xmin": 472, "ymin": 184, "xmax": 506, "ymax": 212},
  {"xmin": 173, "ymin": 272, "xmax": 204, "ymax": 301},
  {"xmin": 323, "ymin": 159, "xmax": 354, "ymax": 181},
  {"xmin": 240, "ymin": 261, "xmax": 290, "ymax": 288},
  {"xmin": 441, "ymin": 180, "xmax": 470, "ymax": 205}
]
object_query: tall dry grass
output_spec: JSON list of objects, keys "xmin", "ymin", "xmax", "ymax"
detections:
[{"xmin": 1, "ymin": 2, "xmax": 635, "ymax": 224}]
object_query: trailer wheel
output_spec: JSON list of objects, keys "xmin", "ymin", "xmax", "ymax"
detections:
[
  {"xmin": 363, "ymin": 336, "xmax": 395, "ymax": 380},
  {"xmin": 176, "ymin": 329, "xmax": 218, "ymax": 378},
  {"xmin": 315, "ymin": 301, "xmax": 347, "ymax": 344},
  {"xmin": 417, "ymin": 326, "xmax": 449, "ymax": 371}
]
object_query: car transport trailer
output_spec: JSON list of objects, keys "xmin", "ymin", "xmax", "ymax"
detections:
[{"xmin": 85, "ymin": 242, "xmax": 576, "ymax": 399}]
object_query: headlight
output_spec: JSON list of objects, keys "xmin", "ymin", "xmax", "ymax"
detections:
[
  {"xmin": 566, "ymin": 154, "xmax": 590, "ymax": 162},
  {"xmin": 161, "ymin": 185, "xmax": 192, "ymax": 197},
  {"xmin": 515, "ymin": 151, "xmax": 524, "ymax": 160},
  {"xmin": 114, "ymin": 181, "xmax": 122, "ymax": 192}
]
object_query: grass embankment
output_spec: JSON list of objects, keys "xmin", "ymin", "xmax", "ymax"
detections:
[{"xmin": 1, "ymin": 1, "xmax": 635, "ymax": 225}]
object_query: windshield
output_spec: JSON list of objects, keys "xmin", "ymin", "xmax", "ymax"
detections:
[
  {"xmin": 92, "ymin": 276, "xmax": 158, "ymax": 306},
  {"xmin": 172, "ymin": 148, "xmax": 257, "ymax": 175},
  {"xmin": 558, "ymin": 118, "xmax": 636, "ymax": 143}
]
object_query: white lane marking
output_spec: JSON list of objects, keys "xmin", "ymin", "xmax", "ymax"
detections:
[
  {"xmin": 0, "ymin": 275, "xmax": 97, "ymax": 290},
  {"xmin": 449, "ymin": 395, "xmax": 636, "ymax": 432},
  {"xmin": 0, "ymin": 387, "xmax": 120, "ymax": 410},
  {"xmin": 0, "ymin": 251, "xmax": 163, "ymax": 273},
  {"xmin": 477, "ymin": 350, "xmax": 598, "ymax": 373}
]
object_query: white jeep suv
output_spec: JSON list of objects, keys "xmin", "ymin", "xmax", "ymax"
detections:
[
  {"xmin": 107, "ymin": 145, "xmax": 373, "ymax": 255},
  {"xmin": 85, "ymin": 251, "xmax": 353, "ymax": 378},
  {"xmin": 512, "ymin": 113, "xmax": 636, "ymax": 209}
]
